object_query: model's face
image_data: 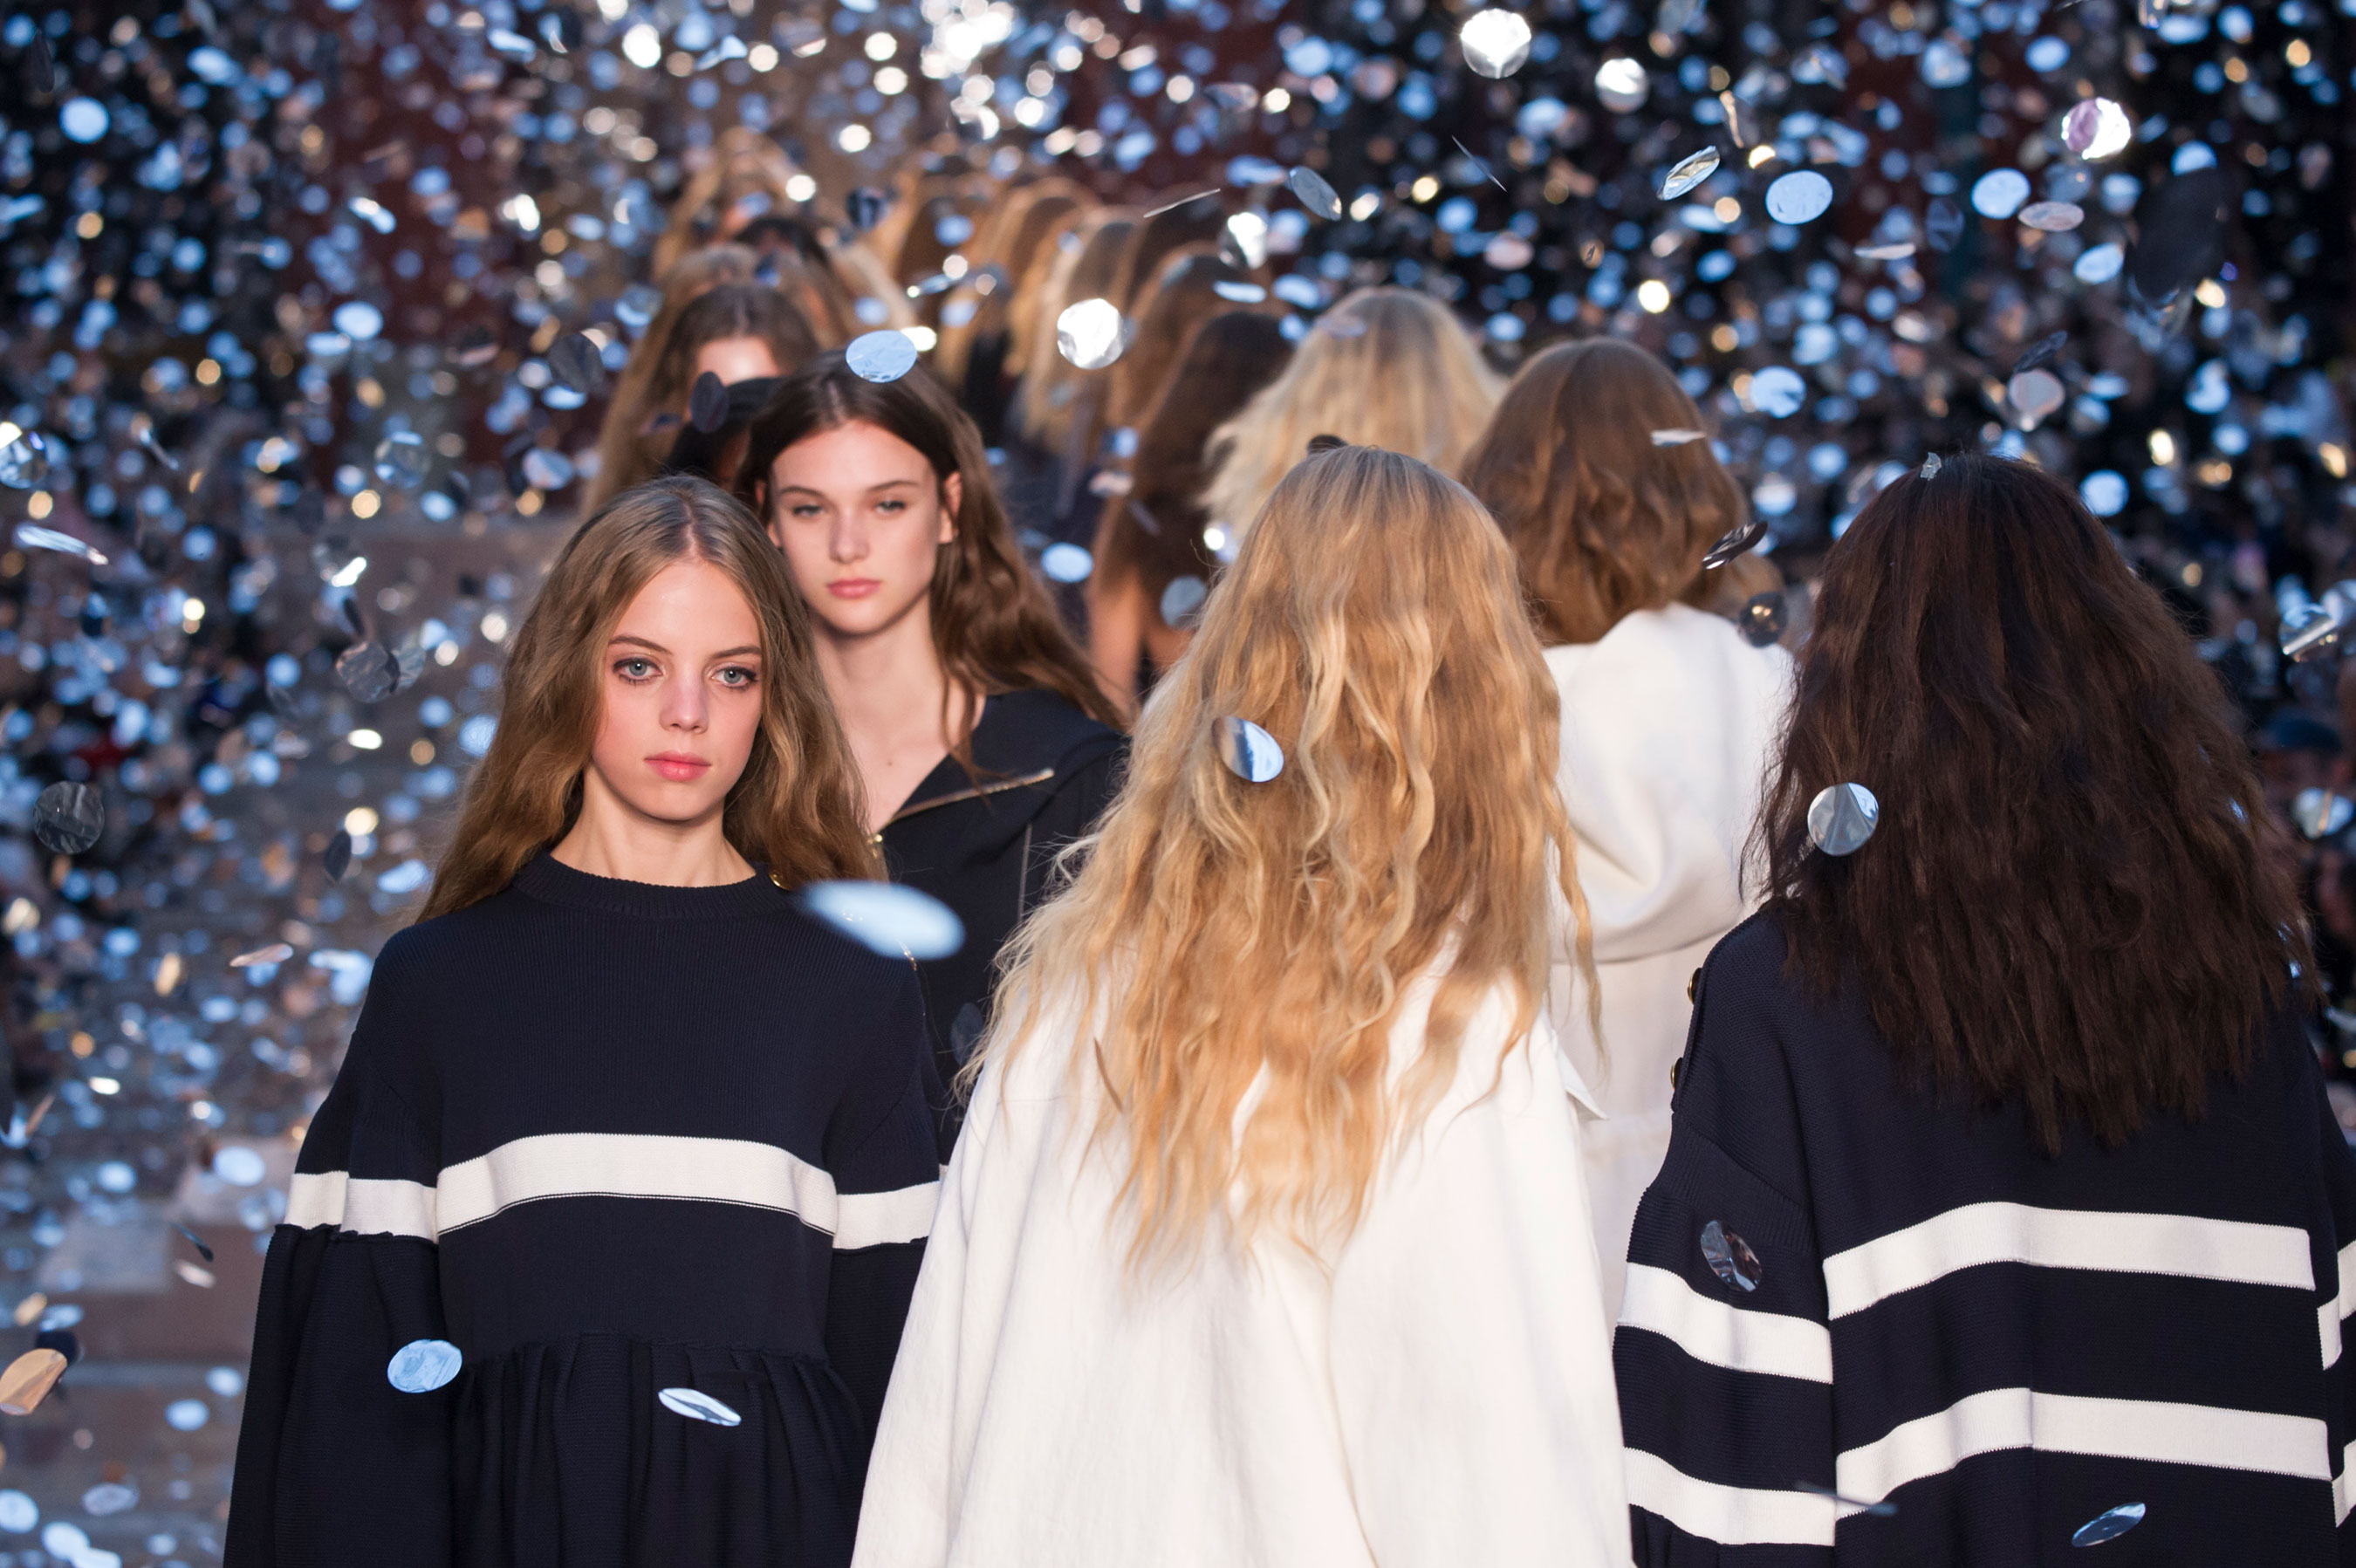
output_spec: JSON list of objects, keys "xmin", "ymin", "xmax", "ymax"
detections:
[
  {"xmin": 694, "ymin": 333, "xmax": 782, "ymax": 387},
  {"xmin": 584, "ymin": 559, "xmax": 765, "ymax": 831},
  {"xmin": 765, "ymin": 420, "xmax": 960, "ymax": 642}
]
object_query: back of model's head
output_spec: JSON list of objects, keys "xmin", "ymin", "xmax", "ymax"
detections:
[
  {"xmin": 423, "ymin": 476, "xmax": 873, "ymax": 920},
  {"xmin": 1200, "ymin": 288, "xmax": 1503, "ymax": 538},
  {"xmin": 996, "ymin": 444, "xmax": 1589, "ymax": 1266},
  {"xmin": 1760, "ymin": 452, "xmax": 2308, "ymax": 1150},
  {"xmin": 735, "ymin": 355, "xmax": 1123, "ymax": 730},
  {"xmin": 1460, "ymin": 338, "xmax": 1746, "ymax": 645}
]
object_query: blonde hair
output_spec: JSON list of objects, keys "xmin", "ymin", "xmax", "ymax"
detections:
[
  {"xmin": 1460, "ymin": 339, "xmax": 1750, "ymax": 644},
  {"xmin": 1199, "ymin": 288, "xmax": 1503, "ymax": 535},
  {"xmin": 423, "ymin": 476, "xmax": 876, "ymax": 919},
  {"xmin": 989, "ymin": 446, "xmax": 1594, "ymax": 1264}
]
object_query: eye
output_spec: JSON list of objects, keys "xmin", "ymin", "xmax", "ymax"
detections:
[
  {"xmin": 614, "ymin": 657, "xmax": 658, "ymax": 682},
  {"xmin": 785, "ymin": 502, "xmax": 825, "ymax": 519},
  {"xmin": 714, "ymin": 664, "xmax": 759, "ymax": 689},
  {"xmin": 874, "ymin": 497, "xmax": 907, "ymax": 515}
]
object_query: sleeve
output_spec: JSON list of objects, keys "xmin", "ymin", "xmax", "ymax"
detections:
[
  {"xmin": 1614, "ymin": 945, "xmax": 1839, "ymax": 1566},
  {"xmin": 2292, "ymin": 1019, "xmax": 2356, "ymax": 1561},
  {"xmin": 824, "ymin": 962, "xmax": 945, "ymax": 1452},
  {"xmin": 225, "ymin": 935, "xmax": 452, "ymax": 1568},
  {"xmin": 1327, "ymin": 1008, "xmax": 1631, "ymax": 1568}
]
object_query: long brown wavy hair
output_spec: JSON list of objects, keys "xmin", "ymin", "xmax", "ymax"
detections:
[
  {"xmin": 1460, "ymin": 338, "xmax": 1749, "ymax": 645},
  {"xmin": 421, "ymin": 476, "xmax": 876, "ymax": 919},
  {"xmin": 1757, "ymin": 453, "xmax": 2311, "ymax": 1151},
  {"xmin": 734, "ymin": 355, "xmax": 1126, "ymax": 739},
  {"xmin": 991, "ymin": 446, "xmax": 1594, "ymax": 1264},
  {"xmin": 585, "ymin": 244, "xmax": 758, "ymax": 513}
]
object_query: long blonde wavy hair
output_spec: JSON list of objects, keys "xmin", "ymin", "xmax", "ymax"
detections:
[
  {"xmin": 988, "ymin": 446, "xmax": 1594, "ymax": 1264},
  {"xmin": 1199, "ymin": 287, "xmax": 1503, "ymax": 538},
  {"xmin": 422, "ymin": 476, "xmax": 876, "ymax": 918}
]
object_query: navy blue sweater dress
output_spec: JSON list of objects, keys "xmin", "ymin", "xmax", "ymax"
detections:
[
  {"xmin": 1618, "ymin": 911, "xmax": 2356, "ymax": 1565},
  {"xmin": 225, "ymin": 855, "xmax": 941, "ymax": 1568}
]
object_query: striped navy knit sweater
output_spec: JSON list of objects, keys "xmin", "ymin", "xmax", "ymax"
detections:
[
  {"xmin": 1617, "ymin": 911, "xmax": 2356, "ymax": 1565},
  {"xmin": 225, "ymin": 855, "xmax": 942, "ymax": 1568}
]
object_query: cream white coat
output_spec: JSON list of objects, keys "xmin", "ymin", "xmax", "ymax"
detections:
[
  {"xmin": 1545, "ymin": 604, "xmax": 1793, "ymax": 1316},
  {"xmin": 851, "ymin": 977, "xmax": 1630, "ymax": 1568}
]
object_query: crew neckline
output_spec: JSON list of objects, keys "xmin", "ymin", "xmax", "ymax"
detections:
[{"xmin": 510, "ymin": 852, "xmax": 787, "ymax": 921}]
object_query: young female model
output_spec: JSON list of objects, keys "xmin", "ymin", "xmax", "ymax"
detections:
[
  {"xmin": 1617, "ymin": 455, "xmax": 2356, "ymax": 1563},
  {"xmin": 852, "ymin": 445, "xmax": 1630, "ymax": 1568},
  {"xmin": 1198, "ymin": 286, "xmax": 1501, "ymax": 539},
  {"xmin": 1458, "ymin": 338, "xmax": 1792, "ymax": 1313},
  {"xmin": 1086, "ymin": 310, "xmax": 1291, "ymax": 711},
  {"xmin": 736, "ymin": 358, "xmax": 1125, "ymax": 1148},
  {"xmin": 227, "ymin": 477, "xmax": 940, "ymax": 1568}
]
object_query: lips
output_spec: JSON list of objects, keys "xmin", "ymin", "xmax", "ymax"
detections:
[
  {"xmin": 648, "ymin": 753, "xmax": 710, "ymax": 783},
  {"xmin": 827, "ymin": 578, "xmax": 880, "ymax": 599}
]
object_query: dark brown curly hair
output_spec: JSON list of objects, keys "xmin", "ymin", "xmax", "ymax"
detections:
[
  {"xmin": 1757, "ymin": 453, "xmax": 2311, "ymax": 1152},
  {"xmin": 1459, "ymin": 338, "xmax": 1746, "ymax": 645}
]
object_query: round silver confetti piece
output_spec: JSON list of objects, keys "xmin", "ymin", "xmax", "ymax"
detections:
[
  {"xmin": 1160, "ymin": 576, "xmax": 1209, "ymax": 628},
  {"xmin": 1056, "ymin": 299, "xmax": 1128, "ymax": 371},
  {"xmin": 2063, "ymin": 98, "xmax": 2132, "ymax": 161},
  {"xmin": 373, "ymin": 431, "xmax": 431, "ymax": 490},
  {"xmin": 548, "ymin": 332, "xmax": 606, "ymax": 395},
  {"xmin": 1750, "ymin": 366, "xmax": 1807, "ymax": 419},
  {"xmin": 1217, "ymin": 717, "xmax": 1285, "ymax": 784},
  {"xmin": 387, "ymin": 1339, "xmax": 463, "ymax": 1393},
  {"xmin": 1701, "ymin": 517, "xmax": 1769, "ymax": 572},
  {"xmin": 230, "ymin": 942, "xmax": 296, "ymax": 969},
  {"xmin": 0, "ymin": 426, "xmax": 51, "ymax": 489},
  {"xmin": 1699, "ymin": 1219, "xmax": 1762, "ymax": 1291},
  {"xmin": 1659, "ymin": 147, "xmax": 1722, "ymax": 202},
  {"xmin": 1651, "ymin": 428, "xmax": 1707, "ymax": 447},
  {"xmin": 2017, "ymin": 201, "xmax": 2085, "ymax": 233},
  {"xmin": 1970, "ymin": 168, "xmax": 2032, "ymax": 220},
  {"xmin": 1764, "ymin": 170, "xmax": 1834, "ymax": 225},
  {"xmin": 844, "ymin": 329, "xmax": 919, "ymax": 384},
  {"xmin": 337, "ymin": 642, "xmax": 401, "ymax": 704},
  {"xmin": 1212, "ymin": 280, "xmax": 1269, "ymax": 304},
  {"xmin": 658, "ymin": 1387, "xmax": 743, "ymax": 1427},
  {"xmin": 2294, "ymin": 788, "xmax": 2353, "ymax": 840},
  {"xmin": 2284, "ymin": 600, "xmax": 2350, "ymax": 662},
  {"xmin": 796, "ymin": 880, "xmax": 965, "ymax": 960},
  {"xmin": 2071, "ymin": 1502, "xmax": 2145, "ymax": 1547},
  {"xmin": 2008, "ymin": 369, "xmax": 2066, "ymax": 423},
  {"xmin": 32, "ymin": 783, "xmax": 103, "ymax": 857},
  {"xmin": 1039, "ymin": 543, "xmax": 1093, "ymax": 584},
  {"xmin": 1806, "ymin": 783, "xmax": 1880, "ymax": 857},
  {"xmin": 1738, "ymin": 592, "xmax": 1785, "ymax": 647},
  {"xmin": 688, "ymin": 370, "xmax": 731, "ymax": 431},
  {"xmin": 1594, "ymin": 56, "xmax": 1649, "ymax": 111},
  {"xmin": 1459, "ymin": 9, "xmax": 1533, "ymax": 78},
  {"xmin": 1286, "ymin": 166, "xmax": 1343, "ymax": 220},
  {"xmin": 12, "ymin": 524, "xmax": 106, "ymax": 565}
]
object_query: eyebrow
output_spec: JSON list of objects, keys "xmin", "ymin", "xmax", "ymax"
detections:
[
  {"xmin": 776, "ymin": 478, "xmax": 924, "ymax": 496},
  {"xmin": 608, "ymin": 635, "xmax": 762, "ymax": 661}
]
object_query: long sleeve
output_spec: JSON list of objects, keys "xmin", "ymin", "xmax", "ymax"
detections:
[
  {"xmin": 226, "ymin": 933, "xmax": 453, "ymax": 1568},
  {"xmin": 1328, "ymin": 1011, "xmax": 1630, "ymax": 1568},
  {"xmin": 1615, "ymin": 938, "xmax": 1839, "ymax": 1566},
  {"xmin": 824, "ymin": 964, "xmax": 943, "ymax": 1453},
  {"xmin": 2297, "ymin": 1022, "xmax": 2356, "ymax": 1562}
]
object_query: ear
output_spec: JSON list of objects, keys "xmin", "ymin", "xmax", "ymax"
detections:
[{"xmin": 940, "ymin": 471, "xmax": 963, "ymax": 544}]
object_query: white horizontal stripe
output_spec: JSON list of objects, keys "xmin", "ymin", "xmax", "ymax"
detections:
[
  {"xmin": 1821, "ymin": 1202, "xmax": 2313, "ymax": 1318},
  {"xmin": 1622, "ymin": 1448, "xmax": 1836, "ymax": 1547},
  {"xmin": 1619, "ymin": 1263, "xmax": 1832, "ymax": 1383},
  {"xmin": 289, "ymin": 1134, "xmax": 938, "ymax": 1249},
  {"xmin": 1836, "ymin": 1388, "xmax": 2332, "ymax": 1508},
  {"xmin": 2337, "ymin": 1440, "xmax": 2355, "ymax": 1526},
  {"xmin": 2325, "ymin": 1240, "xmax": 2356, "ymax": 1370},
  {"xmin": 436, "ymin": 1132, "xmax": 935, "ymax": 1250},
  {"xmin": 837, "ymin": 1180, "xmax": 940, "ymax": 1250},
  {"xmin": 285, "ymin": 1170, "xmax": 437, "ymax": 1240}
]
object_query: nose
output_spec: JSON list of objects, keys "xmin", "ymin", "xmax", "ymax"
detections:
[
  {"xmin": 660, "ymin": 670, "xmax": 708, "ymax": 735},
  {"xmin": 829, "ymin": 511, "xmax": 867, "ymax": 565}
]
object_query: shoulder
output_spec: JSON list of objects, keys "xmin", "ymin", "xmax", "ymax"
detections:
[
  {"xmin": 975, "ymin": 688, "xmax": 1127, "ymax": 778},
  {"xmin": 1546, "ymin": 605, "xmax": 1793, "ymax": 714}
]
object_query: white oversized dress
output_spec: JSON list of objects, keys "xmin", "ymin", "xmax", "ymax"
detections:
[
  {"xmin": 1545, "ymin": 602, "xmax": 1793, "ymax": 1317},
  {"xmin": 851, "ymin": 975, "xmax": 1630, "ymax": 1568}
]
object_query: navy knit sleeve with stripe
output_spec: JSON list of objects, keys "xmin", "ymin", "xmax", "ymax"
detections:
[{"xmin": 1617, "ymin": 913, "xmax": 2356, "ymax": 1566}]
